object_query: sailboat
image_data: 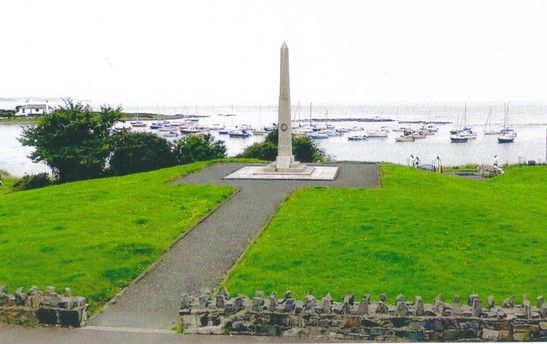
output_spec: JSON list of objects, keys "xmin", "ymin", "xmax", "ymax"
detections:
[
  {"xmin": 253, "ymin": 106, "xmax": 268, "ymax": 135},
  {"xmin": 498, "ymin": 102, "xmax": 516, "ymax": 143},
  {"xmin": 450, "ymin": 103, "xmax": 476, "ymax": 141},
  {"xmin": 483, "ymin": 106, "xmax": 501, "ymax": 135}
]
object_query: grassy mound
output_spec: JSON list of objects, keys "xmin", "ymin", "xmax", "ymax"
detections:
[
  {"xmin": 0, "ymin": 162, "xmax": 234, "ymax": 313},
  {"xmin": 224, "ymin": 164, "xmax": 546, "ymax": 303}
]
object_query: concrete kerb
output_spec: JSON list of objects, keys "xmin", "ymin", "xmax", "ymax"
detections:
[{"xmin": 88, "ymin": 177, "xmax": 241, "ymax": 324}]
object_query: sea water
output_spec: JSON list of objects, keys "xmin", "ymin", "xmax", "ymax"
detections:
[{"xmin": 1, "ymin": 101, "xmax": 546, "ymax": 177}]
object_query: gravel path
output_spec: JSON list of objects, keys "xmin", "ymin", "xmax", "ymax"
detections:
[{"xmin": 90, "ymin": 162, "xmax": 379, "ymax": 330}]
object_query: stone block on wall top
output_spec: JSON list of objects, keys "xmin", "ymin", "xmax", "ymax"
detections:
[
  {"xmin": 14, "ymin": 287, "xmax": 27, "ymax": 306},
  {"xmin": 45, "ymin": 286, "xmax": 56, "ymax": 296},
  {"xmin": 358, "ymin": 298, "xmax": 369, "ymax": 315},
  {"xmin": 468, "ymin": 293, "xmax": 479, "ymax": 306},
  {"xmin": 304, "ymin": 292, "xmax": 315, "ymax": 310},
  {"xmin": 216, "ymin": 294, "xmax": 225, "ymax": 308},
  {"xmin": 539, "ymin": 302, "xmax": 547, "ymax": 318},
  {"xmin": 198, "ymin": 294, "xmax": 209, "ymax": 309},
  {"xmin": 27, "ymin": 286, "xmax": 38, "ymax": 295},
  {"xmin": 322, "ymin": 297, "xmax": 332, "ymax": 314},
  {"xmin": 472, "ymin": 299, "xmax": 482, "ymax": 317},
  {"xmin": 269, "ymin": 294, "xmax": 277, "ymax": 312},
  {"xmin": 363, "ymin": 293, "xmax": 371, "ymax": 304},
  {"xmin": 218, "ymin": 287, "xmax": 229, "ymax": 299},
  {"xmin": 48, "ymin": 293, "xmax": 62, "ymax": 308},
  {"xmin": 415, "ymin": 296, "xmax": 424, "ymax": 316},
  {"xmin": 376, "ymin": 301, "xmax": 388, "ymax": 314},
  {"xmin": 0, "ymin": 291, "xmax": 9, "ymax": 306},
  {"xmin": 344, "ymin": 293, "xmax": 355, "ymax": 306},
  {"xmin": 180, "ymin": 293, "xmax": 191, "ymax": 310},
  {"xmin": 379, "ymin": 293, "xmax": 387, "ymax": 303},
  {"xmin": 487, "ymin": 294, "xmax": 495, "ymax": 309}
]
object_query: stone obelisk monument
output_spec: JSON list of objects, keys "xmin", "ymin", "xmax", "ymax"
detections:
[
  {"xmin": 262, "ymin": 42, "xmax": 309, "ymax": 173},
  {"xmin": 224, "ymin": 42, "xmax": 338, "ymax": 180}
]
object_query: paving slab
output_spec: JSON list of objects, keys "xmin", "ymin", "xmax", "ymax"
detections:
[{"xmin": 89, "ymin": 162, "xmax": 379, "ymax": 330}]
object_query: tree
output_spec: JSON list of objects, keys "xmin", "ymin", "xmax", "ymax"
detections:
[
  {"xmin": 239, "ymin": 128, "xmax": 325, "ymax": 162},
  {"xmin": 19, "ymin": 100, "xmax": 122, "ymax": 183},
  {"xmin": 109, "ymin": 132, "xmax": 177, "ymax": 176},
  {"xmin": 238, "ymin": 140, "xmax": 277, "ymax": 161},
  {"xmin": 174, "ymin": 133, "xmax": 227, "ymax": 164},
  {"xmin": 293, "ymin": 135, "xmax": 325, "ymax": 162}
]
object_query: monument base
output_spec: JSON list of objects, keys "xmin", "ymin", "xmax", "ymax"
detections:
[
  {"xmin": 223, "ymin": 165, "xmax": 339, "ymax": 181},
  {"xmin": 259, "ymin": 155, "xmax": 311, "ymax": 174}
]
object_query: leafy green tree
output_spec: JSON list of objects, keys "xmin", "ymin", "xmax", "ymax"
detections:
[
  {"xmin": 19, "ymin": 100, "xmax": 122, "ymax": 183},
  {"xmin": 239, "ymin": 140, "xmax": 277, "ymax": 161},
  {"xmin": 174, "ymin": 133, "xmax": 227, "ymax": 164},
  {"xmin": 239, "ymin": 128, "xmax": 325, "ymax": 162},
  {"xmin": 109, "ymin": 132, "xmax": 177, "ymax": 176}
]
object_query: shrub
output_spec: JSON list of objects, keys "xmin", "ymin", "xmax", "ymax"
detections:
[
  {"xmin": 293, "ymin": 135, "xmax": 325, "ymax": 162},
  {"xmin": 12, "ymin": 173, "xmax": 52, "ymax": 191},
  {"xmin": 174, "ymin": 134, "xmax": 227, "ymax": 164},
  {"xmin": 238, "ymin": 140, "xmax": 277, "ymax": 161},
  {"xmin": 109, "ymin": 132, "xmax": 177, "ymax": 176},
  {"xmin": 239, "ymin": 128, "xmax": 325, "ymax": 162}
]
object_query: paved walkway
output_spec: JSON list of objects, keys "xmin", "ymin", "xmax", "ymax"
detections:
[{"xmin": 89, "ymin": 162, "xmax": 380, "ymax": 330}]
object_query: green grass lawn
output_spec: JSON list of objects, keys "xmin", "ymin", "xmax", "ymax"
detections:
[
  {"xmin": 0, "ymin": 171, "xmax": 16, "ymax": 194},
  {"xmin": 224, "ymin": 164, "xmax": 546, "ymax": 304},
  {"xmin": 0, "ymin": 162, "xmax": 235, "ymax": 313}
]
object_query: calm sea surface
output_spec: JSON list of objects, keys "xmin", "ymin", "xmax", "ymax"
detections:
[{"xmin": 1, "ymin": 101, "xmax": 546, "ymax": 177}]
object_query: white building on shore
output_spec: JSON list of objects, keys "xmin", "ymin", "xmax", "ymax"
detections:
[{"xmin": 15, "ymin": 102, "xmax": 50, "ymax": 116}]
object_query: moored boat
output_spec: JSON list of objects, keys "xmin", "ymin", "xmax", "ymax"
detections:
[
  {"xmin": 180, "ymin": 127, "xmax": 204, "ymax": 134},
  {"xmin": 497, "ymin": 103, "xmax": 517, "ymax": 142},
  {"xmin": 366, "ymin": 127, "xmax": 389, "ymax": 137},
  {"xmin": 348, "ymin": 134, "xmax": 368, "ymax": 141},
  {"xmin": 410, "ymin": 131, "xmax": 427, "ymax": 139},
  {"xmin": 420, "ymin": 124, "xmax": 438, "ymax": 133},
  {"xmin": 130, "ymin": 121, "xmax": 147, "ymax": 128},
  {"xmin": 229, "ymin": 130, "xmax": 251, "ymax": 138},
  {"xmin": 252, "ymin": 129, "xmax": 268, "ymax": 135},
  {"xmin": 498, "ymin": 133, "xmax": 515, "ymax": 143},
  {"xmin": 395, "ymin": 135, "xmax": 415, "ymax": 142},
  {"xmin": 309, "ymin": 133, "xmax": 329, "ymax": 139},
  {"xmin": 450, "ymin": 135, "xmax": 468, "ymax": 143}
]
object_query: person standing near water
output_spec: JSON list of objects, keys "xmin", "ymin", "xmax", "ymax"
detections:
[
  {"xmin": 407, "ymin": 154, "xmax": 415, "ymax": 167},
  {"xmin": 494, "ymin": 155, "xmax": 499, "ymax": 167}
]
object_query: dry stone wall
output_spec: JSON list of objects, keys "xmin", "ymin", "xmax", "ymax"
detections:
[
  {"xmin": 0, "ymin": 285, "xmax": 87, "ymax": 327},
  {"xmin": 180, "ymin": 289, "xmax": 547, "ymax": 341}
]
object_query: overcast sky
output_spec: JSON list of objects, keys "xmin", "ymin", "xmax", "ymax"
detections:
[{"xmin": 2, "ymin": 0, "xmax": 546, "ymax": 106}]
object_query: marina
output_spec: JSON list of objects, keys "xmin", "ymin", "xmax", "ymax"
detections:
[{"xmin": 1, "ymin": 101, "xmax": 546, "ymax": 177}]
